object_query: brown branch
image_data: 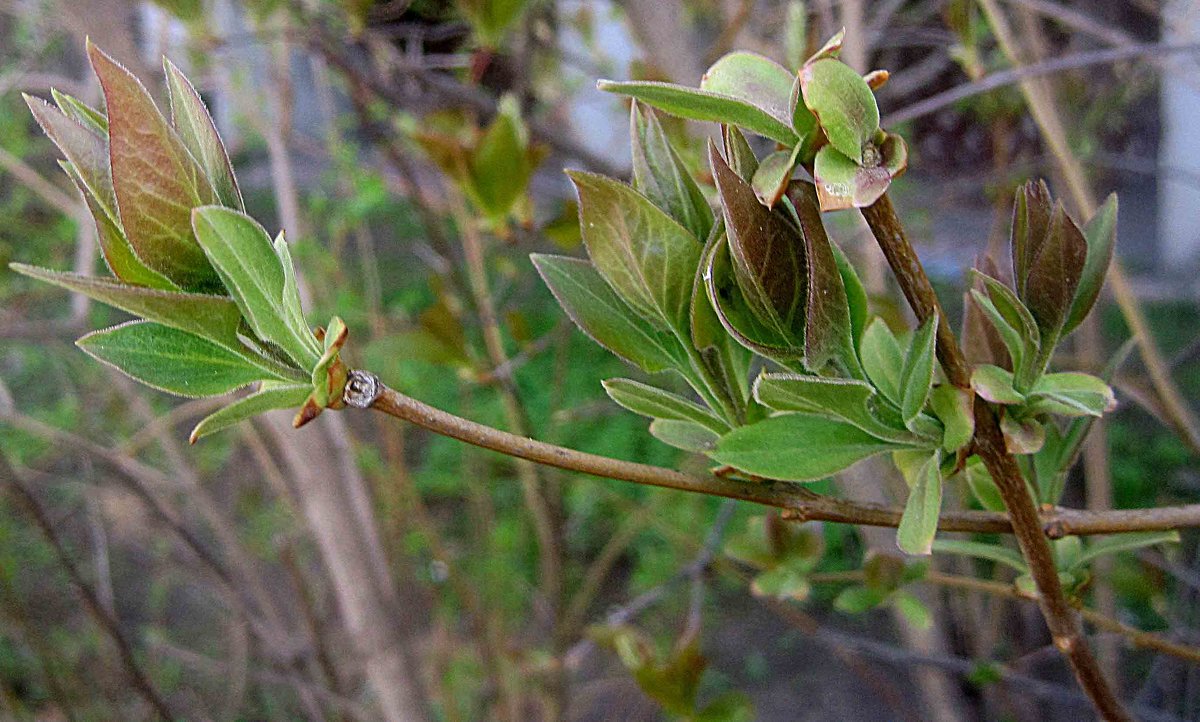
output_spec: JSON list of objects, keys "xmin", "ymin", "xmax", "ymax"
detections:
[
  {"xmin": 859, "ymin": 193, "xmax": 1130, "ymax": 720},
  {"xmin": 348, "ymin": 374, "xmax": 1200, "ymax": 537}
]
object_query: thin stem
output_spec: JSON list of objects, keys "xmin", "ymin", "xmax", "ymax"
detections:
[
  {"xmin": 860, "ymin": 193, "xmax": 1130, "ymax": 720},
  {"xmin": 355, "ymin": 378, "xmax": 1200, "ymax": 537}
]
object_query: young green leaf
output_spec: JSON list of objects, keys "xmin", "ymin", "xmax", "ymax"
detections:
[
  {"xmin": 753, "ymin": 372, "xmax": 912, "ymax": 442},
  {"xmin": 24, "ymin": 95, "xmax": 116, "ymax": 215},
  {"xmin": 189, "ymin": 383, "xmax": 311, "ymax": 443},
  {"xmin": 833, "ymin": 586, "xmax": 887, "ymax": 614},
  {"xmin": 929, "ymin": 385, "xmax": 974, "ymax": 453},
  {"xmin": 164, "ymin": 58, "xmax": 244, "ymax": 211},
  {"xmin": 1063, "ymin": 193, "xmax": 1117, "ymax": 336},
  {"xmin": 859, "ymin": 318, "xmax": 905, "ymax": 405},
  {"xmin": 963, "ymin": 459, "xmax": 1006, "ymax": 512},
  {"xmin": 191, "ymin": 206, "xmax": 320, "ymax": 368},
  {"xmin": 77, "ymin": 320, "xmax": 279, "ymax": 397},
  {"xmin": 899, "ymin": 315, "xmax": 938, "ymax": 424},
  {"xmin": 896, "ymin": 451, "xmax": 942, "ymax": 555},
  {"xmin": 751, "ymin": 145, "xmax": 801, "ymax": 208},
  {"xmin": 700, "ymin": 51, "xmax": 796, "ymax": 134},
  {"xmin": 567, "ymin": 170, "xmax": 702, "ymax": 333},
  {"xmin": 891, "ymin": 590, "xmax": 933, "ymax": 630},
  {"xmin": 971, "ymin": 364, "xmax": 1024, "ymax": 405},
  {"xmin": 469, "ymin": 94, "xmax": 530, "ymax": 218},
  {"xmin": 784, "ymin": 1, "xmax": 808, "ymax": 72},
  {"xmin": 968, "ymin": 286, "xmax": 1029, "ymax": 376},
  {"xmin": 50, "ymin": 88, "xmax": 107, "ymax": 135},
  {"xmin": 751, "ymin": 564, "xmax": 811, "ymax": 601},
  {"xmin": 800, "ymin": 58, "xmax": 879, "ymax": 163},
  {"xmin": 931, "ymin": 539, "xmax": 1028, "ymax": 573},
  {"xmin": 1026, "ymin": 372, "xmax": 1116, "ymax": 417},
  {"xmin": 630, "ymin": 102, "xmax": 713, "ymax": 241},
  {"xmin": 649, "ymin": 419, "xmax": 720, "ymax": 453},
  {"xmin": 597, "ymin": 80, "xmax": 798, "ymax": 145},
  {"xmin": 602, "ymin": 378, "xmax": 728, "ymax": 434},
  {"xmin": 1069, "ymin": 531, "xmax": 1180, "ymax": 573},
  {"xmin": 532, "ymin": 254, "xmax": 685, "ymax": 373},
  {"xmin": 831, "ymin": 241, "xmax": 869, "ymax": 346},
  {"xmin": 88, "ymin": 42, "xmax": 221, "ymax": 292},
  {"xmin": 712, "ymin": 413, "xmax": 908, "ymax": 481},
  {"xmin": 722, "ymin": 125, "xmax": 759, "ymax": 180}
]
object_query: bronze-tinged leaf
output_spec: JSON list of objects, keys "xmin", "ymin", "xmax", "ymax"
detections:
[
  {"xmin": 1063, "ymin": 193, "xmax": 1118, "ymax": 336},
  {"xmin": 1010, "ymin": 179, "xmax": 1052, "ymax": 297},
  {"xmin": 709, "ymin": 141, "xmax": 807, "ymax": 340},
  {"xmin": 164, "ymin": 58, "xmax": 244, "ymax": 211},
  {"xmin": 88, "ymin": 41, "xmax": 221, "ymax": 292},
  {"xmin": 25, "ymin": 95, "xmax": 116, "ymax": 214},
  {"xmin": 785, "ymin": 181, "xmax": 857, "ymax": 373},
  {"xmin": 1023, "ymin": 202, "xmax": 1086, "ymax": 342},
  {"xmin": 722, "ymin": 125, "xmax": 759, "ymax": 181}
]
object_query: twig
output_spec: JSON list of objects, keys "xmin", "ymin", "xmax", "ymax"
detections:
[
  {"xmin": 859, "ymin": 193, "xmax": 1130, "ymax": 719},
  {"xmin": 0, "ymin": 452, "xmax": 176, "ymax": 721},
  {"xmin": 352, "ymin": 375, "xmax": 1200, "ymax": 537}
]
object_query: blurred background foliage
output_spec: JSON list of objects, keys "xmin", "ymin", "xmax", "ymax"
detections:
[{"xmin": 0, "ymin": 0, "xmax": 1199, "ymax": 720}]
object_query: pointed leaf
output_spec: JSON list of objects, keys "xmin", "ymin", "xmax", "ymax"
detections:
[
  {"xmin": 630, "ymin": 102, "xmax": 713, "ymax": 241},
  {"xmin": 470, "ymin": 94, "xmax": 530, "ymax": 218},
  {"xmin": 567, "ymin": 170, "xmax": 702, "ymax": 333},
  {"xmin": 1023, "ymin": 203, "xmax": 1087, "ymax": 342},
  {"xmin": 603, "ymin": 378, "xmax": 728, "ymax": 433},
  {"xmin": 800, "ymin": 58, "xmax": 880, "ymax": 163},
  {"xmin": 59, "ymin": 160, "xmax": 177, "ymax": 289},
  {"xmin": 751, "ymin": 146, "xmax": 800, "ymax": 208},
  {"xmin": 164, "ymin": 58, "xmax": 244, "ymax": 211},
  {"xmin": 753, "ymin": 372, "xmax": 912, "ymax": 442},
  {"xmin": 931, "ymin": 539, "xmax": 1028, "ymax": 573},
  {"xmin": 712, "ymin": 413, "xmax": 907, "ymax": 481},
  {"xmin": 1071, "ymin": 531, "xmax": 1180, "ymax": 573},
  {"xmin": 896, "ymin": 451, "xmax": 942, "ymax": 555},
  {"xmin": 1063, "ymin": 194, "xmax": 1117, "ymax": 335},
  {"xmin": 77, "ymin": 320, "xmax": 276, "ymax": 397},
  {"xmin": 900, "ymin": 315, "xmax": 938, "ymax": 423},
  {"xmin": 649, "ymin": 418, "xmax": 719, "ymax": 453},
  {"xmin": 189, "ymin": 383, "xmax": 310, "ymax": 443},
  {"xmin": 831, "ymin": 241, "xmax": 869, "ymax": 345},
  {"xmin": 722, "ymin": 125, "xmax": 759, "ymax": 180},
  {"xmin": 1010, "ymin": 180, "xmax": 1053, "ymax": 297},
  {"xmin": 191, "ymin": 206, "xmax": 319, "ymax": 368},
  {"xmin": 597, "ymin": 80, "xmax": 798, "ymax": 145},
  {"xmin": 88, "ymin": 42, "xmax": 221, "ymax": 291},
  {"xmin": 50, "ymin": 88, "xmax": 107, "ymax": 135},
  {"xmin": 860, "ymin": 318, "xmax": 905, "ymax": 405},
  {"xmin": 532, "ymin": 254, "xmax": 684, "ymax": 373},
  {"xmin": 24, "ymin": 95, "xmax": 116, "ymax": 214}
]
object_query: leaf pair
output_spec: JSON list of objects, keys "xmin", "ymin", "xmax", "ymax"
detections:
[{"xmin": 13, "ymin": 43, "xmax": 330, "ymax": 443}]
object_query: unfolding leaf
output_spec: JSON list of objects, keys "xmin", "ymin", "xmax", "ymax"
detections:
[
  {"xmin": 50, "ymin": 88, "xmax": 107, "ymax": 135},
  {"xmin": 963, "ymin": 458, "xmax": 1006, "ymax": 512},
  {"xmin": 24, "ymin": 95, "xmax": 116, "ymax": 214},
  {"xmin": 800, "ymin": 58, "xmax": 879, "ymax": 163},
  {"xmin": 189, "ymin": 382, "xmax": 310, "ymax": 443},
  {"xmin": 968, "ymin": 280, "xmax": 1034, "ymax": 378},
  {"xmin": 1010, "ymin": 180, "xmax": 1053, "ymax": 298},
  {"xmin": 753, "ymin": 372, "xmax": 912, "ymax": 442},
  {"xmin": 88, "ymin": 42, "xmax": 221, "ymax": 291},
  {"xmin": 649, "ymin": 418, "xmax": 719, "ymax": 453},
  {"xmin": 690, "ymin": 220, "xmax": 753, "ymax": 401},
  {"xmin": 191, "ymin": 206, "xmax": 320, "ymax": 368},
  {"xmin": 603, "ymin": 378, "xmax": 727, "ymax": 433},
  {"xmin": 722, "ymin": 125, "xmax": 759, "ymax": 180},
  {"xmin": 896, "ymin": 451, "xmax": 942, "ymax": 555},
  {"xmin": 77, "ymin": 320, "xmax": 277, "ymax": 397},
  {"xmin": 1001, "ymin": 414, "xmax": 1045, "ymax": 454},
  {"xmin": 701, "ymin": 52, "xmax": 797, "ymax": 134},
  {"xmin": 597, "ymin": 80, "xmax": 798, "ymax": 145},
  {"xmin": 703, "ymin": 230, "xmax": 801, "ymax": 363},
  {"xmin": 1023, "ymin": 203, "xmax": 1087, "ymax": 343},
  {"xmin": 567, "ymin": 170, "xmax": 701, "ymax": 333},
  {"xmin": 712, "ymin": 413, "xmax": 908, "ymax": 481},
  {"xmin": 1063, "ymin": 193, "xmax": 1117, "ymax": 335},
  {"xmin": 164, "ymin": 58, "xmax": 244, "ymax": 211},
  {"xmin": 630, "ymin": 102, "xmax": 713, "ymax": 241},
  {"xmin": 710, "ymin": 144, "xmax": 807, "ymax": 346},
  {"xmin": 971, "ymin": 364, "xmax": 1024, "ymax": 405},
  {"xmin": 751, "ymin": 145, "xmax": 800, "ymax": 208},
  {"xmin": 785, "ymin": 181, "xmax": 858, "ymax": 372},
  {"xmin": 811, "ymin": 141, "xmax": 898, "ymax": 212},
  {"xmin": 900, "ymin": 315, "xmax": 938, "ymax": 424},
  {"xmin": 531, "ymin": 254, "xmax": 684, "ymax": 373}
]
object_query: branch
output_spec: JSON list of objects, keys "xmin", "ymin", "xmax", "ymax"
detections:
[
  {"xmin": 344, "ymin": 372, "xmax": 1200, "ymax": 537},
  {"xmin": 860, "ymin": 193, "xmax": 1131, "ymax": 720}
]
